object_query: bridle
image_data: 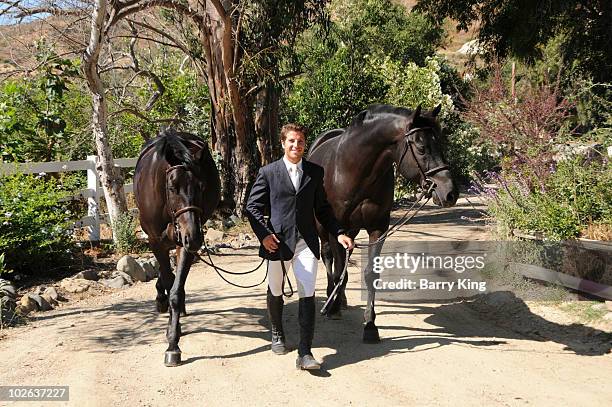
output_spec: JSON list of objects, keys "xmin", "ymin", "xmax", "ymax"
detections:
[
  {"xmin": 397, "ymin": 126, "xmax": 449, "ymax": 196},
  {"xmin": 165, "ymin": 164, "xmax": 203, "ymax": 247}
]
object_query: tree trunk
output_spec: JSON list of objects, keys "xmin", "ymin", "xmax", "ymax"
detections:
[
  {"xmin": 204, "ymin": 0, "xmax": 257, "ymax": 216},
  {"xmin": 83, "ymin": 0, "xmax": 128, "ymax": 236},
  {"xmin": 254, "ymin": 82, "xmax": 280, "ymax": 166}
]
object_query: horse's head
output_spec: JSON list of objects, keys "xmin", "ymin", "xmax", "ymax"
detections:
[
  {"xmin": 394, "ymin": 105, "xmax": 458, "ymax": 207},
  {"xmin": 163, "ymin": 142, "xmax": 207, "ymax": 253}
]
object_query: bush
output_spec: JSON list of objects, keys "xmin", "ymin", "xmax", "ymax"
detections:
[
  {"xmin": 482, "ymin": 158, "xmax": 611, "ymax": 240},
  {"xmin": 112, "ymin": 212, "xmax": 142, "ymax": 254},
  {"xmin": 0, "ymin": 173, "xmax": 80, "ymax": 274}
]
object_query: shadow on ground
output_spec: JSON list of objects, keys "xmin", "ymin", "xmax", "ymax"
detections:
[{"xmin": 30, "ymin": 286, "xmax": 611, "ymax": 372}]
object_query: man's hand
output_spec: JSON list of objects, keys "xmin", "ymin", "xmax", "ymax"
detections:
[
  {"xmin": 337, "ymin": 234, "xmax": 354, "ymax": 250},
  {"xmin": 263, "ymin": 234, "xmax": 280, "ymax": 253}
]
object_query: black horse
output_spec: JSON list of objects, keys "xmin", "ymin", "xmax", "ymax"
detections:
[
  {"xmin": 134, "ymin": 129, "xmax": 220, "ymax": 366},
  {"xmin": 308, "ymin": 104, "xmax": 458, "ymax": 343}
]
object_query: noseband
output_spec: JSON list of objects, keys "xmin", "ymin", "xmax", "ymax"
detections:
[
  {"xmin": 397, "ymin": 126, "xmax": 449, "ymax": 196},
  {"xmin": 166, "ymin": 164, "xmax": 202, "ymax": 246}
]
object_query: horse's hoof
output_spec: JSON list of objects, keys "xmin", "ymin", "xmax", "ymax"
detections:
[
  {"xmin": 164, "ymin": 351, "xmax": 182, "ymax": 367},
  {"xmin": 326, "ymin": 310, "xmax": 342, "ymax": 320},
  {"xmin": 363, "ymin": 323, "xmax": 380, "ymax": 343},
  {"xmin": 156, "ymin": 300, "xmax": 169, "ymax": 314}
]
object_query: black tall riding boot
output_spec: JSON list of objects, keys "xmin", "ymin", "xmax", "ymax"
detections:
[
  {"xmin": 267, "ymin": 288, "xmax": 287, "ymax": 355},
  {"xmin": 296, "ymin": 296, "xmax": 320, "ymax": 370}
]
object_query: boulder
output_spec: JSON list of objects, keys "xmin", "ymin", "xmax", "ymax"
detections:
[
  {"xmin": 205, "ymin": 228, "xmax": 224, "ymax": 243},
  {"xmin": 75, "ymin": 269, "xmax": 99, "ymax": 281},
  {"xmin": 43, "ymin": 287, "xmax": 60, "ymax": 302},
  {"xmin": 139, "ymin": 261, "xmax": 157, "ymax": 280},
  {"xmin": 19, "ymin": 295, "xmax": 38, "ymax": 313},
  {"xmin": 41, "ymin": 294, "xmax": 58, "ymax": 308},
  {"xmin": 60, "ymin": 279, "xmax": 91, "ymax": 293},
  {"xmin": 0, "ymin": 279, "xmax": 16, "ymax": 298},
  {"xmin": 116, "ymin": 255, "xmax": 147, "ymax": 282},
  {"xmin": 29, "ymin": 294, "xmax": 53, "ymax": 311},
  {"xmin": 101, "ymin": 276, "xmax": 129, "ymax": 289},
  {"xmin": 111, "ymin": 271, "xmax": 134, "ymax": 285}
]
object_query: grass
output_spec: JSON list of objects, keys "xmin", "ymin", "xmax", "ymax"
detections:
[{"xmin": 560, "ymin": 301, "xmax": 609, "ymax": 322}]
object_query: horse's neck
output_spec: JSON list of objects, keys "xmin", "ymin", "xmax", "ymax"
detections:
[{"xmin": 343, "ymin": 119, "xmax": 401, "ymax": 179}]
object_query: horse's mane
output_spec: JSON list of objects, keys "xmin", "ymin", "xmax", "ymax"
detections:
[
  {"xmin": 141, "ymin": 128, "xmax": 206, "ymax": 170},
  {"xmin": 349, "ymin": 104, "xmax": 438, "ymax": 130}
]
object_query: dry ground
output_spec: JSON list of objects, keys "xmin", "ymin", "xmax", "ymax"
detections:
[{"xmin": 1, "ymin": 198, "xmax": 611, "ymax": 406}]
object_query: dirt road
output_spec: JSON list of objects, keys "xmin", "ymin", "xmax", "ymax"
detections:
[{"xmin": 1, "ymin": 198, "xmax": 611, "ymax": 406}]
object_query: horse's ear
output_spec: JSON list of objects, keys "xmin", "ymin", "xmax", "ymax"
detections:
[
  {"xmin": 410, "ymin": 105, "xmax": 422, "ymax": 122},
  {"xmin": 431, "ymin": 104, "xmax": 442, "ymax": 117},
  {"xmin": 351, "ymin": 110, "xmax": 368, "ymax": 127}
]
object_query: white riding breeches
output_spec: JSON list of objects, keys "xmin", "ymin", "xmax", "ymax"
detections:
[{"xmin": 268, "ymin": 238, "xmax": 318, "ymax": 298}]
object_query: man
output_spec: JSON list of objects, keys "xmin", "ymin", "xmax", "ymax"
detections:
[{"xmin": 246, "ymin": 123, "xmax": 354, "ymax": 370}]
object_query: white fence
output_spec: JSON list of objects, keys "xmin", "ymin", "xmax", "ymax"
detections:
[{"xmin": 0, "ymin": 155, "xmax": 137, "ymax": 241}]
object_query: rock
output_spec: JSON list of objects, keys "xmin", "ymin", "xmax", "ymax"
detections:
[
  {"xmin": 74, "ymin": 269, "xmax": 99, "ymax": 281},
  {"xmin": 605, "ymin": 301, "xmax": 612, "ymax": 312},
  {"xmin": 43, "ymin": 287, "xmax": 60, "ymax": 302},
  {"xmin": 60, "ymin": 279, "xmax": 91, "ymax": 293},
  {"xmin": 111, "ymin": 271, "xmax": 133, "ymax": 285},
  {"xmin": 29, "ymin": 294, "xmax": 53, "ymax": 311},
  {"xmin": 41, "ymin": 294, "xmax": 58, "ymax": 308},
  {"xmin": 205, "ymin": 228, "xmax": 224, "ymax": 243},
  {"xmin": 148, "ymin": 257, "xmax": 160, "ymax": 272},
  {"xmin": 102, "ymin": 276, "xmax": 129, "ymax": 289},
  {"xmin": 1, "ymin": 295, "xmax": 15, "ymax": 319},
  {"xmin": 0, "ymin": 279, "xmax": 16, "ymax": 298},
  {"xmin": 19, "ymin": 295, "xmax": 38, "ymax": 313},
  {"xmin": 603, "ymin": 312, "xmax": 612, "ymax": 321},
  {"xmin": 139, "ymin": 261, "xmax": 157, "ymax": 280},
  {"xmin": 116, "ymin": 255, "xmax": 147, "ymax": 282},
  {"xmin": 30, "ymin": 286, "xmax": 44, "ymax": 296}
]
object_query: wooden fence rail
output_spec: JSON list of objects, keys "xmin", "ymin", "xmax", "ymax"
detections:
[{"xmin": 0, "ymin": 155, "xmax": 137, "ymax": 241}]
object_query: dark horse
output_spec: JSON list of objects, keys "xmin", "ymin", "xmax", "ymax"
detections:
[
  {"xmin": 308, "ymin": 104, "xmax": 458, "ymax": 343},
  {"xmin": 134, "ymin": 129, "xmax": 220, "ymax": 366}
]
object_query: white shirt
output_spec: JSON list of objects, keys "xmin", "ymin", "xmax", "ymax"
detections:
[{"xmin": 282, "ymin": 156, "xmax": 302, "ymax": 191}]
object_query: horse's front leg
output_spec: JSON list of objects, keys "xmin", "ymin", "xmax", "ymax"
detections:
[
  {"xmin": 363, "ymin": 228, "xmax": 385, "ymax": 343},
  {"xmin": 150, "ymin": 241, "xmax": 173, "ymax": 313},
  {"xmin": 164, "ymin": 246, "xmax": 194, "ymax": 366},
  {"xmin": 321, "ymin": 237, "xmax": 334, "ymax": 299}
]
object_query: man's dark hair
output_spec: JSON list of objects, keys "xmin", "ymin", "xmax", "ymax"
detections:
[{"xmin": 280, "ymin": 123, "xmax": 307, "ymax": 142}]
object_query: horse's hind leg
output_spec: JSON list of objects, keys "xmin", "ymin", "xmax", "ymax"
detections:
[
  {"xmin": 363, "ymin": 228, "xmax": 385, "ymax": 343},
  {"xmin": 164, "ymin": 248, "xmax": 194, "ymax": 366},
  {"xmin": 151, "ymin": 243, "xmax": 172, "ymax": 313},
  {"xmin": 327, "ymin": 236, "xmax": 348, "ymax": 318}
]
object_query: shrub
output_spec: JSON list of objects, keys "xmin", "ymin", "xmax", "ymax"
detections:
[
  {"xmin": 0, "ymin": 173, "xmax": 80, "ymax": 274},
  {"xmin": 112, "ymin": 212, "xmax": 142, "ymax": 254},
  {"xmin": 481, "ymin": 158, "xmax": 611, "ymax": 240}
]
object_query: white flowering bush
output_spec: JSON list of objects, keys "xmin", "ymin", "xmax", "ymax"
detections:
[
  {"xmin": 0, "ymin": 174, "xmax": 80, "ymax": 274},
  {"xmin": 377, "ymin": 56, "xmax": 454, "ymax": 120}
]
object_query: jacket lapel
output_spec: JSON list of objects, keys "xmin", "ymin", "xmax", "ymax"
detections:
[{"xmin": 297, "ymin": 160, "xmax": 312, "ymax": 194}]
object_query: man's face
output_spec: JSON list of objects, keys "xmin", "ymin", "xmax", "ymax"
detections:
[{"xmin": 282, "ymin": 130, "xmax": 306, "ymax": 163}]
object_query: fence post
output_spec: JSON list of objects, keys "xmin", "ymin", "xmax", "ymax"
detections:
[{"xmin": 86, "ymin": 155, "xmax": 100, "ymax": 242}]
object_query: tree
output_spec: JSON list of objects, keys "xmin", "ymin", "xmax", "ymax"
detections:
[
  {"xmin": 414, "ymin": 0, "xmax": 612, "ymax": 83},
  {"xmin": 3, "ymin": 0, "xmax": 330, "ymax": 217}
]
